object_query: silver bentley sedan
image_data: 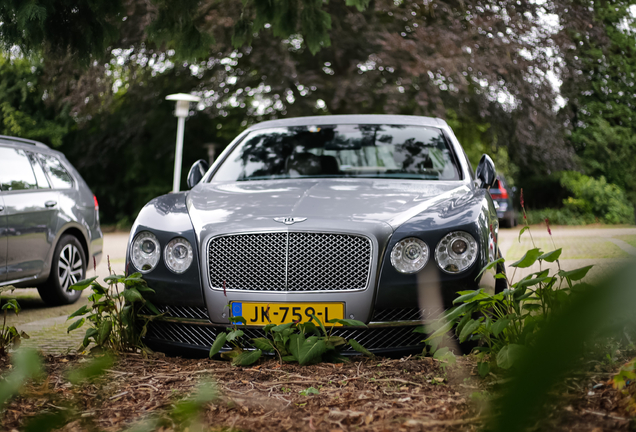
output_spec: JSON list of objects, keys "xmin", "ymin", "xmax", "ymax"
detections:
[{"xmin": 127, "ymin": 115, "xmax": 502, "ymax": 354}]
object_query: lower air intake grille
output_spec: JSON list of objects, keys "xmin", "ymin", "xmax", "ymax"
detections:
[
  {"xmin": 145, "ymin": 321, "xmax": 423, "ymax": 352},
  {"xmin": 139, "ymin": 305, "xmax": 210, "ymax": 321}
]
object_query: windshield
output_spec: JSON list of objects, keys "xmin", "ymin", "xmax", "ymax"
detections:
[{"xmin": 212, "ymin": 124, "xmax": 461, "ymax": 181}]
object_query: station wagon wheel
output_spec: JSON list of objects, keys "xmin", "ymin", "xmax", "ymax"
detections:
[{"xmin": 37, "ymin": 235, "xmax": 85, "ymax": 306}]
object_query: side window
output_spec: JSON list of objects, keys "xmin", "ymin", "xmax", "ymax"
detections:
[
  {"xmin": 27, "ymin": 152, "xmax": 51, "ymax": 189},
  {"xmin": 38, "ymin": 154, "xmax": 74, "ymax": 189},
  {"xmin": 0, "ymin": 147, "xmax": 38, "ymax": 191}
]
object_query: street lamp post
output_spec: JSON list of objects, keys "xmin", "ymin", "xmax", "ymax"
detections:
[{"xmin": 166, "ymin": 93, "xmax": 201, "ymax": 193}]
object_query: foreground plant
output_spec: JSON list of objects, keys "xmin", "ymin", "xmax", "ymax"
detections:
[
  {"xmin": 66, "ymin": 270, "xmax": 159, "ymax": 353},
  {"xmin": 209, "ymin": 314, "xmax": 373, "ymax": 366},
  {"xmin": 0, "ymin": 286, "xmax": 28, "ymax": 356}
]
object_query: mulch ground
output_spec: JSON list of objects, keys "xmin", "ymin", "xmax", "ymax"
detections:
[{"xmin": 0, "ymin": 353, "xmax": 634, "ymax": 431}]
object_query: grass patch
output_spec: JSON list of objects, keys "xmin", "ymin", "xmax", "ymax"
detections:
[
  {"xmin": 615, "ymin": 235, "xmax": 636, "ymax": 248},
  {"xmin": 506, "ymin": 237, "xmax": 629, "ymax": 260}
]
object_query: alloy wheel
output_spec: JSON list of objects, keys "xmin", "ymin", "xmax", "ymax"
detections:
[{"xmin": 58, "ymin": 244, "xmax": 84, "ymax": 292}]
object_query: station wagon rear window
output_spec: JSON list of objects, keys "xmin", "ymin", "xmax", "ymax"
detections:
[{"xmin": 213, "ymin": 124, "xmax": 461, "ymax": 181}]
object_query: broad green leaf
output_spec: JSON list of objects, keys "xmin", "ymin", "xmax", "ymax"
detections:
[
  {"xmin": 496, "ymin": 344, "xmax": 528, "ymax": 369},
  {"xmin": 516, "ymin": 276, "xmax": 550, "ymax": 289},
  {"xmin": 121, "ymin": 288, "xmax": 143, "ymax": 303},
  {"xmin": 433, "ymin": 347, "xmax": 457, "ymax": 368},
  {"xmin": 558, "ymin": 265, "xmax": 594, "ymax": 282},
  {"xmin": 523, "ymin": 304, "xmax": 542, "ymax": 311},
  {"xmin": 475, "ymin": 258, "xmax": 505, "ymax": 281},
  {"xmin": 67, "ymin": 318, "xmax": 85, "ymax": 333},
  {"xmin": 263, "ymin": 324, "xmax": 276, "ymax": 333},
  {"xmin": 518, "ymin": 226, "xmax": 529, "ymax": 242},
  {"xmin": 413, "ymin": 326, "xmax": 426, "ymax": 334},
  {"xmin": 298, "ymin": 338, "xmax": 327, "ymax": 365},
  {"xmin": 271, "ymin": 323, "xmax": 294, "ymax": 332},
  {"xmin": 143, "ymin": 300, "xmax": 161, "ymax": 315},
  {"xmin": 459, "ymin": 319, "xmax": 481, "ymax": 343},
  {"xmin": 327, "ymin": 318, "xmax": 366, "ymax": 327},
  {"xmin": 252, "ymin": 338, "xmax": 275, "ymax": 352},
  {"xmin": 282, "ymin": 355, "xmax": 296, "ymax": 362},
  {"xmin": 226, "ymin": 329, "xmax": 244, "ymax": 342},
  {"xmin": 136, "ymin": 285, "xmax": 155, "ymax": 293},
  {"xmin": 232, "ymin": 349, "xmax": 262, "ymax": 366},
  {"xmin": 82, "ymin": 328, "xmax": 98, "ymax": 348},
  {"xmin": 539, "ymin": 249, "xmax": 562, "ymax": 262},
  {"xmin": 2, "ymin": 299, "xmax": 20, "ymax": 313},
  {"xmin": 325, "ymin": 336, "xmax": 347, "ymax": 347},
  {"xmin": 492, "ymin": 318, "xmax": 510, "ymax": 336},
  {"xmin": 298, "ymin": 321, "xmax": 319, "ymax": 335},
  {"xmin": 477, "ymin": 361, "xmax": 490, "ymax": 377},
  {"xmin": 289, "ymin": 333, "xmax": 306, "ymax": 361},
  {"xmin": 68, "ymin": 305, "xmax": 90, "ymax": 320},
  {"xmin": 349, "ymin": 339, "xmax": 374, "ymax": 357},
  {"xmin": 69, "ymin": 276, "xmax": 98, "ymax": 291},
  {"xmin": 0, "ymin": 349, "xmax": 43, "ymax": 407},
  {"xmin": 209, "ymin": 333, "xmax": 228, "ymax": 357},
  {"xmin": 424, "ymin": 321, "xmax": 454, "ymax": 341},
  {"xmin": 231, "ymin": 316, "xmax": 247, "ymax": 326},
  {"xmin": 444, "ymin": 302, "xmax": 476, "ymax": 322},
  {"xmin": 103, "ymin": 275, "xmax": 123, "ymax": 284},
  {"xmin": 97, "ymin": 320, "xmax": 112, "ymax": 346},
  {"xmin": 453, "ymin": 289, "xmax": 483, "ymax": 305},
  {"xmin": 509, "ymin": 248, "xmax": 543, "ymax": 268}
]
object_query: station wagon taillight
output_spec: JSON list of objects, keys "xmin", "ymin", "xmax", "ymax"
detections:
[{"xmin": 490, "ymin": 189, "xmax": 509, "ymax": 200}]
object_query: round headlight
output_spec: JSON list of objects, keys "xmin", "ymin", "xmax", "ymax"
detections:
[
  {"xmin": 435, "ymin": 231, "xmax": 478, "ymax": 274},
  {"xmin": 131, "ymin": 231, "xmax": 160, "ymax": 273},
  {"xmin": 164, "ymin": 238, "xmax": 193, "ymax": 273},
  {"xmin": 391, "ymin": 237, "xmax": 429, "ymax": 274}
]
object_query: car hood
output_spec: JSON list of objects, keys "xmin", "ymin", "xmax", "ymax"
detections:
[{"xmin": 186, "ymin": 179, "xmax": 471, "ymax": 233}]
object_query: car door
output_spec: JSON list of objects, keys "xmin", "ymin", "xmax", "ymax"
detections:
[
  {"xmin": 0, "ymin": 195, "xmax": 6, "ymax": 282},
  {"xmin": 0, "ymin": 146, "xmax": 59, "ymax": 282}
]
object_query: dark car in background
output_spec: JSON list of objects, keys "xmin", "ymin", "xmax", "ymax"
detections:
[
  {"xmin": 127, "ymin": 114, "xmax": 504, "ymax": 355},
  {"xmin": 0, "ymin": 135, "xmax": 103, "ymax": 305},
  {"xmin": 490, "ymin": 176, "xmax": 517, "ymax": 228}
]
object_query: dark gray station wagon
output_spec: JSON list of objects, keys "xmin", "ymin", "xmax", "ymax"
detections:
[
  {"xmin": 129, "ymin": 115, "xmax": 503, "ymax": 354},
  {"xmin": 0, "ymin": 135, "xmax": 103, "ymax": 305}
]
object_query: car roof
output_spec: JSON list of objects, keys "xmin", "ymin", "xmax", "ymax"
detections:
[
  {"xmin": 246, "ymin": 114, "xmax": 447, "ymax": 131},
  {"xmin": 0, "ymin": 135, "xmax": 50, "ymax": 149}
]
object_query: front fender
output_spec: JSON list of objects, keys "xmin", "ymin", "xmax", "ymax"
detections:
[{"xmin": 126, "ymin": 193, "xmax": 205, "ymax": 308}]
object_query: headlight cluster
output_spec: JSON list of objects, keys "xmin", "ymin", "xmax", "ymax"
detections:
[
  {"xmin": 131, "ymin": 231, "xmax": 193, "ymax": 274},
  {"xmin": 390, "ymin": 231, "xmax": 478, "ymax": 274}
]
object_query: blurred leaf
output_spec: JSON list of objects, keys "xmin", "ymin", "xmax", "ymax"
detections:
[
  {"xmin": 538, "ymin": 249, "xmax": 562, "ymax": 262},
  {"xmin": 252, "ymin": 338, "xmax": 275, "ymax": 352},
  {"xmin": 327, "ymin": 318, "xmax": 366, "ymax": 327},
  {"xmin": 477, "ymin": 361, "xmax": 490, "ymax": 378},
  {"xmin": 232, "ymin": 349, "xmax": 262, "ymax": 366},
  {"xmin": 348, "ymin": 339, "xmax": 374, "ymax": 357},
  {"xmin": 121, "ymin": 288, "xmax": 143, "ymax": 303},
  {"xmin": 22, "ymin": 410, "xmax": 68, "ymax": 432},
  {"xmin": 510, "ymin": 248, "xmax": 543, "ymax": 268},
  {"xmin": 496, "ymin": 344, "xmax": 528, "ymax": 369},
  {"xmin": 298, "ymin": 338, "xmax": 327, "ymax": 365},
  {"xmin": 96, "ymin": 320, "xmax": 112, "ymax": 346},
  {"xmin": 70, "ymin": 276, "xmax": 98, "ymax": 290},
  {"xmin": 453, "ymin": 289, "xmax": 483, "ymax": 305},
  {"xmin": 68, "ymin": 305, "xmax": 89, "ymax": 319},
  {"xmin": 299, "ymin": 386, "xmax": 320, "ymax": 395},
  {"xmin": 67, "ymin": 355, "xmax": 114, "ymax": 385},
  {"xmin": 311, "ymin": 314, "xmax": 327, "ymax": 336},
  {"xmin": 67, "ymin": 318, "xmax": 85, "ymax": 333},
  {"xmin": 476, "ymin": 258, "xmax": 505, "ymax": 280},
  {"xmin": 459, "ymin": 319, "xmax": 481, "ymax": 343},
  {"xmin": 0, "ymin": 349, "xmax": 42, "ymax": 407},
  {"xmin": 558, "ymin": 266, "xmax": 594, "ymax": 282},
  {"xmin": 209, "ymin": 333, "xmax": 227, "ymax": 357},
  {"xmin": 492, "ymin": 318, "xmax": 510, "ymax": 337},
  {"xmin": 289, "ymin": 333, "xmax": 305, "ymax": 362},
  {"xmin": 226, "ymin": 329, "xmax": 244, "ymax": 342}
]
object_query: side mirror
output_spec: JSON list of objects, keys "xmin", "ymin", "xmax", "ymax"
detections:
[
  {"xmin": 475, "ymin": 154, "xmax": 496, "ymax": 189},
  {"xmin": 187, "ymin": 159, "xmax": 210, "ymax": 189}
]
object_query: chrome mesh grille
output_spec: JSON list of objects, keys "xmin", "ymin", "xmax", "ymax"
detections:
[
  {"xmin": 145, "ymin": 321, "xmax": 423, "ymax": 352},
  {"xmin": 208, "ymin": 232, "xmax": 371, "ymax": 292}
]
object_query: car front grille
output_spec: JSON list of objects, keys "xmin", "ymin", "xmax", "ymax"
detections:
[
  {"xmin": 371, "ymin": 307, "xmax": 444, "ymax": 322},
  {"xmin": 208, "ymin": 232, "xmax": 372, "ymax": 292},
  {"xmin": 145, "ymin": 321, "xmax": 423, "ymax": 352},
  {"xmin": 139, "ymin": 305, "xmax": 210, "ymax": 321}
]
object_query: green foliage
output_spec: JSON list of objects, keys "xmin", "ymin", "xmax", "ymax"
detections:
[
  {"xmin": 67, "ymin": 272, "xmax": 158, "ymax": 353},
  {"xmin": 0, "ymin": 286, "xmax": 28, "ymax": 356},
  {"xmin": 0, "ymin": 349, "xmax": 42, "ymax": 407},
  {"xmin": 525, "ymin": 172, "xmax": 634, "ymax": 225},
  {"xmin": 299, "ymin": 386, "xmax": 320, "ymax": 396},
  {"xmin": 422, "ymin": 223, "xmax": 591, "ymax": 370},
  {"xmin": 0, "ymin": 55, "xmax": 71, "ymax": 147},
  {"xmin": 209, "ymin": 314, "xmax": 371, "ymax": 366}
]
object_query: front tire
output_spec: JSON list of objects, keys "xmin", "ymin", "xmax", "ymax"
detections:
[{"xmin": 38, "ymin": 235, "xmax": 85, "ymax": 306}]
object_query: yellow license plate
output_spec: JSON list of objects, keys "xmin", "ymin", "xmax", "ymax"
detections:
[{"xmin": 231, "ymin": 302, "xmax": 344, "ymax": 326}]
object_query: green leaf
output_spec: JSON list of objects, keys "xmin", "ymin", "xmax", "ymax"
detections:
[
  {"xmin": 539, "ymin": 249, "xmax": 562, "ymax": 262},
  {"xmin": 298, "ymin": 321, "xmax": 319, "ymax": 335},
  {"xmin": 209, "ymin": 333, "xmax": 228, "ymax": 357},
  {"xmin": 325, "ymin": 336, "xmax": 347, "ymax": 347},
  {"xmin": 226, "ymin": 329, "xmax": 244, "ymax": 342},
  {"xmin": 252, "ymin": 338, "xmax": 275, "ymax": 352},
  {"xmin": 67, "ymin": 318, "xmax": 85, "ymax": 333},
  {"xmin": 22, "ymin": 411, "xmax": 68, "ymax": 432},
  {"xmin": 82, "ymin": 328, "xmax": 98, "ymax": 348},
  {"xmin": 299, "ymin": 386, "xmax": 320, "ymax": 396},
  {"xmin": 67, "ymin": 355, "xmax": 114, "ymax": 385},
  {"xmin": 453, "ymin": 289, "xmax": 483, "ymax": 305},
  {"xmin": 424, "ymin": 320, "xmax": 454, "ymax": 341},
  {"xmin": 455, "ymin": 313, "xmax": 472, "ymax": 338},
  {"xmin": 311, "ymin": 314, "xmax": 328, "ymax": 336},
  {"xmin": 413, "ymin": 326, "xmax": 426, "ymax": 334},
  {"xmin": 327, "ymin": 318, "xmax": 366, "ymax": 327},
  {"xmin": 231, "ymin": 316, "xmax": 247, "ymax": 326},
  {"xmin": 459, "ymin": 319, "xmax": 481, "ymax": 343},
  {"xmin": 143, "ymin": 300, "xmax": 161, "ymax": 315},
  {"xmin": 68, "ymin": 305, "xmax": 90, "ymax": 320},
  {"xmin": 96, "ymin": 320, "xmax": 112, "ymax": 346},
  {"xmin": 475, "ymin": 258, "xmax": 505, "ymax": 281},
  {"xmin": 558, "ymin": 265, "xmax": 594, "ymax": 282},
  {"xmin": 509, "ymin": 248, "xmax": 543, "ymax": 268},
  {"xmin": 298, "ymin": 338, "xmax": 327, "ymax": 365},
  {"xmin": 496, "ymin": 344, "xmax": 528, "ymax": 369},
  {"xmin": 2, "ymin": 299, "xmax": 20, "ymax": 313},
  {"xmin": 492, "ymin": 318, "xmax": 510, "ymax": 337},
  {"xmin": 433, "ymin": 347, "xmax": 457, "ymax": 368},
  {"xmin": 444, "ymin": 302, "xmax": 476, "ymax": 322},
  {"xmin": 271, "ymin": 323, "xmax": 294, "ymax": 332},
  {"xmin": 69, "ymin": 276, "xmax": 98, "ymax": 291},
  {"xmin": 289, "ymin": 333, "xmax": 306, "ymax": 361},
  {"xmin": 282, "ymin": 355, "xmax": 296, "ymax": 362},
  {"xmin": 121, "ymin": 288, "xmax": 143, "ymax": 303},
  {"xmin": 232, "ymin": 349, "xmax": 262, "ymax": 366},
  {"xmin": 523, "ymin": 304, "xmax": 542, "ymax": 311},
  {"xmin": 518, "ymin": 226, "xmax": 529, "ymax": 242},
  {"xmin": 477, "ymin": 361, "xmax": 490, "ymax": 378},
  {"xmin": 349, "ymin": 339, "xmax": 374, "ymax": 357},
  {"xmin": 516, "ymin": 276, "xmax": 550, "ymax": 289}
]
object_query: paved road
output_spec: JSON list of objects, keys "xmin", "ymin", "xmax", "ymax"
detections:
[{"xmin": 6, "ymin": 225, "xmax": 636, "ymax": 354}]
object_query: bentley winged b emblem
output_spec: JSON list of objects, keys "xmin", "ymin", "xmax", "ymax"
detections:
[{"xmin": 274, "ymin": 217, "xmax": 307, "ymax": 225}]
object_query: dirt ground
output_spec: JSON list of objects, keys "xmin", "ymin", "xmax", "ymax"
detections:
[{"xmin": 0, "ymin": 352, "xmax": 634, "ymax": 432}]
